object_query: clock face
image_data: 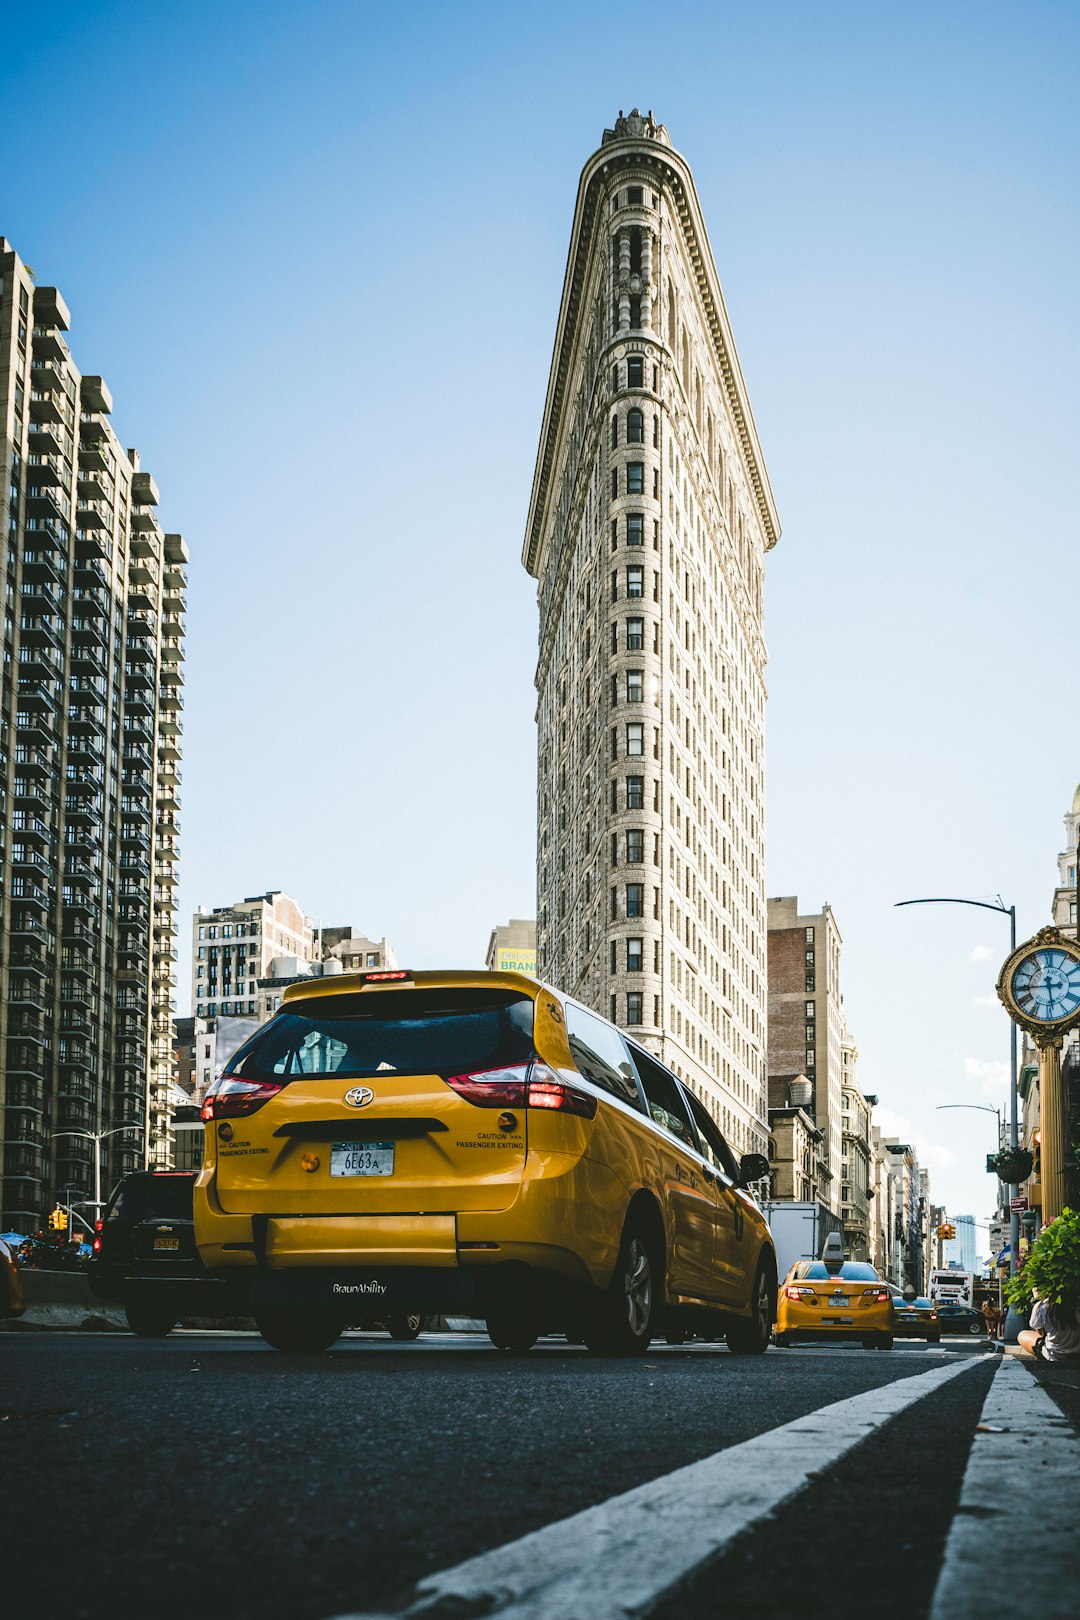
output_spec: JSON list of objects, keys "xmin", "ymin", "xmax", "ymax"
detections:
[{"xmin": 1010, "ymin": 948, "xmax": 1080, "ymax": 1024}]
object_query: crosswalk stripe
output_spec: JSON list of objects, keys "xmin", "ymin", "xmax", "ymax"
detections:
[
  {"xmin": 929, "ymin": 1356, "xmax": 1080, "ymax": 1620},
  {"xmin": 333, "ymin": 1356, "xmax": 985, "ymax": 1620}
]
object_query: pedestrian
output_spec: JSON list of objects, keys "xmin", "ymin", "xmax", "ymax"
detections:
[
  {"xmin": 981, "ymin": 1298, "xmax": 996, "ymax": 1338},
  {"xmin": 1018, "ymin": 1289, "xmax": 1080, "ymax": 1362}
]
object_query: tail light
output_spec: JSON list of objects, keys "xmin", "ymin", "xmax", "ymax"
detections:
[
  {"xmin": 525, "ymin": 1063, "xmax": 598, "ymax": 1119},
  {"xmin": 92, "ymin": 1218, "xmax": 103, "ymax": 1256},
  {"xmin": 201, "ymin": 1076, "xmax": 289, "ymax": 1119},
  {"xmin": 445, "ymin": 1060, "xmax": 598, "ymax": 1118},
  {"xmin": 444, "ymin": 1065, "xmax": 529, "ymax": 1107},
  {"xmin": 785, "ymin": 1285, "xmax": 813, "ymax": 1301},
  {"xmin": 865, "ymin": 1288, "xmax": 890, "ymax": 1302}
]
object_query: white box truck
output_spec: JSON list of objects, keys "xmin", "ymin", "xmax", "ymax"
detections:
[
  {"xmin": 928, "ymin": 1267, "xmax": 975, "ymax": 1306},
  {"xmin": 761, "ymin": 1200, "xmax": 844, "ymax": 1280}
]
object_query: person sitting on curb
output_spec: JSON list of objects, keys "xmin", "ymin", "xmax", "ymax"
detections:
[{"xmin": 1017, "ymin": 1287, "xmax": 1080, "ymax": 1362}]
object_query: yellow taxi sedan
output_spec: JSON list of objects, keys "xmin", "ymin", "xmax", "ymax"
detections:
[
  {"xmin": 774, "ymin": 1238, "xmax": 893, "ymax": 1350},
  {"xmin": 194, "ymin": 969, "xmax": 778, "ymax": 1356}
]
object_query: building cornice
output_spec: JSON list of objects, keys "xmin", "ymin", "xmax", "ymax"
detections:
[{"xmin": 523, "ymin": 127, "xmax": 780, "ymax": 580}]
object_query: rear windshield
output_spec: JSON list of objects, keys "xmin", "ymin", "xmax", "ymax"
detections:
[
  {"xmin": 224, "ymin": 988, "xmax": 535, "ymax": 1081},
  {"xmin": 106, "ymin": 1175, "xmax": 194, "ymax": 1222},
  {"xmin": 796, "ymin": 1262, "xmax": 881, "ymax": 1282}
]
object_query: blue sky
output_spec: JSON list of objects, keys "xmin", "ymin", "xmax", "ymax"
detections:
[{"xmin": 5, "ymin": 1, "xmax": 1078, "ymax": 1230}]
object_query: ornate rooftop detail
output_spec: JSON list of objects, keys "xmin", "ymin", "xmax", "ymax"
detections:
[{"xmin": 601, "ymin": 108, "xmax": 670, "ymax": 146}]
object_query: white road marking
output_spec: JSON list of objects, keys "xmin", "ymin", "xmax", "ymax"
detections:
[
  {"xmin": 929, "ymin": 1357, "xmax": 1080, "ymax": 1620},
  {"xmin": 333, "ymin": 1357, "xmax": 981, "ymax": 1620}
]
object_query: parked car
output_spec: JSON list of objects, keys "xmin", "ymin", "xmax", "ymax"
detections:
[
  {"xmin": 88, "ymin": 1170, "xmax": 234, "ymax": 1336},
  {"xmin": 195, "ymin": 969, "xmax": 777, "ymax": 1356},
  {"xmin": 0, "ymin": 1236, "xmax": 26, "ymax": 1321},
  {"xmin": 935, "ymin": 1303, "xmax": 986, "ymax": 1336},
  {"xmin": 893, "ymin": 1296, "xmax": 940, "ymax": 1342}
]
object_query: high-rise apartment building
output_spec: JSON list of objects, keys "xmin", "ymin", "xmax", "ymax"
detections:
[
  {"xmin": 767, "ymin": 897, "xmax": 845, "ymax": 1212},
  {"xmin": 0, "ymin": 239, "xmax": 187, "ymax": 1228},
  {"xmin": 191, "ymin": 891, "xmax": 314, "ymax": 1018},
  {"xmin": 524, "ymin": 111, "xmax": 780, "ymax": 1157}
]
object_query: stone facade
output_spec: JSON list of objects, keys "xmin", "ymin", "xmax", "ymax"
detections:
[
  {"xmin": 524, "ymin": 112, "xmax": 780, "ymax": 1158},
  {"xmin": 191, "ymin": 891, "xmax": 314, "ymax": 1019},
  {"xmin": 767, "ymin": 897, "xmax": 845, "ymax": 1213},
  {"xmin": 486, "ymin": 919, "xmax": 537, "ymax": 975},
  {"xmin": 1, "ymin": 238, "xmax": 186, "ymax": 1227},
  {"xmin": 768, "ymin": 1106, "xmax": 822, "ymax": 1201}
]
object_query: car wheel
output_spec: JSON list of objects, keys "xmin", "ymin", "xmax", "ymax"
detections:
[
  {"xmin": 877, "ymin": 1334, "xmax": 894, "ymax": 1351},
  {"xmin": 125, "ymin": 1299, "xmax": 178, "ymax": 1338},
  {"xmin": 969, "ymin": 1319, "xmax": 983, "ymax": 1335},
  {"xmin": 862, "ymin": 1337, "xmax": 877, "ymax": 1350},
  {"xmin": 928, "ymin": 1334, "xmax": 941, "ymax": 1344},
  {"xmin": 585, "ymin": 1221, "xmax": 659, "ymax": 1356},
  {"xmin": 387, "ymin": 1313, "xmax": 423, "ymax": 1341},
  {"xmin": 726, "ymin": 1256, "xmax": 776, "ymax": 1356},
  {"xmin": 255, "ymin": 1309, "xmax": 342, "ymax": 1354},
  {"xmin": 485, "ymin": 1306, "xmax": 539, "ymax": 1354}
]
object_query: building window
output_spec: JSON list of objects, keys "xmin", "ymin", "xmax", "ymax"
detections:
[
  {"xmin": 611, "ymin": 469, "xmax": 619, "ymax": 499},
  {"xmin": 626, "ymin": 723, "xmax": 644, "ymax": 756},
  {"xmin": 626, "ymin": 774, "xmax": 644, "ymax": 809},
  {"xmin": 610, "ymin": 415, "xmax": 619, "ymax": 448},
  {"xmin": 626, "ymin": 883, "xmax": 644, "ymax": 917},
  {"xmin": 628, "ymin": 186, "xmax": 643, "ymax": 205},
  {"xmin": 626, "ymin": 616, "xmax": 644, "ymax": 650},
  {"xmin": 610, "ymin": 940, "xmax": 618, "ymax": 973},
  {"xmin": 627, "ymin": 463, "xmax": 645, "ymax": 494},
  {"xmin": 805, "ymin": 927, "xmax": 815, "ymax": 942},
  {"xmin": 627, "ymin": 566, "xmax": 644, "ymax": 598},
  {"xmin": 626, "ymin": 992, "xmax": 644, "ymax": 1025},
  {"xmin": 805, "ymin": 1000, "xmax": 815, "ymax": 1017},
  {"xmin": 626, "ymin": 512, "xmax": 644, "ymax": 546},
  {"xmin": 627, "ymin": 669, "xmax": 643, "ymax": 702},
  {"xmin": 627, "ymin": 409, "xmax": 644, "ymax": 444},
  {"xmin": 626, "ymin": 829, "xmax": 644, "ymax": 863},
  {"xmin": 627, "ymin": 357, "xmax": 644, "ymax": 388}
]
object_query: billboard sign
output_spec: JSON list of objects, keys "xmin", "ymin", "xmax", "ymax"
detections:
[{"xmin": 495, "ymin": 947, "xmax": 536, "ymax": 976}]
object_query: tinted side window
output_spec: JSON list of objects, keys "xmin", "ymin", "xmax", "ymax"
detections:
[
  {"xmin": 629, "ymin": 1046, "xmax": 697, "ymax": 1150},
  {"xmin": 565, "ymin": 1003, "xmax": 643, "ymax": 1111},
  {"xmin": 683, "ymin": 1090, "xmax": 740, "ymax": 1181}
]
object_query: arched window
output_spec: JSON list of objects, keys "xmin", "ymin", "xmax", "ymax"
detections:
[
  {"xmin": 626, "ymin": 409, "xmax": 644, "ymax": 444},
  {"xmin": 667, "ymin": 282, "xmax": 677, "ymax": 346}
]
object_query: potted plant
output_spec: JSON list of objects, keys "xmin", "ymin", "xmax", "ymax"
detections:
[
  {"xmin": 1004, "ymin": 1206, "xmax": 1080, "ymax": 1315},
  {"xmin": 989, "ymin": 1146, "xmax": 1034, "ymax": 1183}
]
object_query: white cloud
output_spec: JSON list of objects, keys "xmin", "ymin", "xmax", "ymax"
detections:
[
  {"xmin": 962, "ymin": 1055, "xmax": 1009, "ymax": 1098},
  {"xmin": 873, "ymin": 1104, "xmax": 958, "ymax": 1170},
  {"xmin": 969, "ymin": 945, "xmax": 993, "ymax": 963}
]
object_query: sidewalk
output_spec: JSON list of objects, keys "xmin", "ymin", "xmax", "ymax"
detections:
[{"xmin": 1002, "ymin": 1342, "xmax": 1080, "ymax": 1433}]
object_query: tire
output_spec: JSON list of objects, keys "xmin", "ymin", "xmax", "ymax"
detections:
[
  {"xmin": 928, "ymin": 1334, "xmax": 941, "ymax": 1345},
  {"xmin": 125, "ymin": 1299, "xmax": 177, "ymax": 1338},
  {"xmin": 387, "ymin": 1313, "xmax": 423, "ymax": 1341},
  {"xmin": 877, "ymin": 1334, "xmax": 893, "ymax": 1351},
  {"xmin": 727, "ymin": 1256, "xmax": 776, "ymax": 1356},
  {"xmin": 968, "ymin": 1319, "xmax": 983, "ymax": 1336},
  {"xmin": 585, "ymin": 1221, "xmax": 659, "ymax": 1356},
  {"xmin": 485, "ymin": 1307, "xmax": 539, "ymax": 1354},
  {"xmin": 862, "ymin": 1338, "xmax": 877, "ymax": 1350},
  {"xmin": 255, "ymin": 1308, "xmax": 342, "ymax": 1354}
]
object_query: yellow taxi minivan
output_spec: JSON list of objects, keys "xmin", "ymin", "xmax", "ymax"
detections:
[
  {"xmin": 774, "ymin": 1233, "xmax": 894, "ymax": 1350},
  {"xmin": 194, "ymin": 969, "xmax": 777, "ymax": 1356}
]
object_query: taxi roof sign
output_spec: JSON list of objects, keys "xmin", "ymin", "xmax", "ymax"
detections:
[{"xmin": 821, "ymin": 1231, "xmax": 845, "ymax": 1274}]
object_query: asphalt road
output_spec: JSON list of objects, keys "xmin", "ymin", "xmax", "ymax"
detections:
[{"xmin": 0, "ymin": 1331, "xmax": 1055, "ymax": 1620}]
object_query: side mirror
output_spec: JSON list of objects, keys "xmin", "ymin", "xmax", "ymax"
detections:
[{"xmin": 739, "ymin": 1152, "xmax": 770, "ymax": 1186}]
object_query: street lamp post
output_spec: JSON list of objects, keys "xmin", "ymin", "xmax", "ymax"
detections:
[
  {"xmin": 49, "ymin": 1126, "xmax": 134, "ymax": 1215},
  {"xmin": 895, "ymin": 896, "xmax": 1019, "ymax": 1278}
]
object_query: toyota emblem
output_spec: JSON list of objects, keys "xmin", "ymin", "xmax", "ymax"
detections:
[{"xmin": 344, "ymin": 1086, "xmax": 375, "ymax": 1108}]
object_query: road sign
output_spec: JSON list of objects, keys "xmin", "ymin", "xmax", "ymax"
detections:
[{"xmin": 1010, "ymin": 1195, "xmax": 1029, "ymax": 1212}]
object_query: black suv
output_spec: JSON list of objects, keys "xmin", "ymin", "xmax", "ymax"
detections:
[{"xmin": 89, "ymin": 1170, "xmax": 238, "ymax": 1336}]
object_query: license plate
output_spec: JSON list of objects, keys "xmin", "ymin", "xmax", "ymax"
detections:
[
  {"xmin": 153, "ymin": 1237, "xmax": 180, "ymax": 1251},
  {"xmin": 823, "ymin": 1317, "xmax": 852, "ymax": 1325},
  {"xmin": 830, "ymin": 1295, "xmax": 847, "ymax": 1306},
  {"xmin": 331, "ymin": 1141, "xmax": 394, "ymax": 1177}
]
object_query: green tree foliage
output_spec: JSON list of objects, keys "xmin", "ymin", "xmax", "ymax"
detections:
[{"xmin": 1005, "ymin": 1206, "xmax": 1080, "ymax": 1313}]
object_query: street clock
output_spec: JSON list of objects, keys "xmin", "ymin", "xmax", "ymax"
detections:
[{"xmin": 997, "ymin": 926, "xmax": 1080, "ymax": 1039}]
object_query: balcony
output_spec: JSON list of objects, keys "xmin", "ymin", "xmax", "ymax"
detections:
[
  {"xmin": 75, "ymin": 527, "xmax": 112, "ymax": 564},
  {"xmin": 78, "ymin": 437, "xmax": 112, "ymax": 473},
  {"xmin": 28, "ymin": 418, "xmax": 66, "ymax": 457},
  {"xmin": 26, "ymin": 451, "xmax": 67, "ymax": 486},
  {"xmin": 32, "ymin": 324, "xmax": 70, "ymax": 364},
  {"xmin": 80, "ymin": 375, "xmax": 113, "ymax": 415},
  {"xmin": 67, "ymin": 737, "xmax": 105, "ymax": 770},
  {"xmin": 31, "ymin": 357, "xmax": 70, "ymax": 394},
  {"xmin": 25, "ymin": 515, "xmax": 69, "ymax": 553}
]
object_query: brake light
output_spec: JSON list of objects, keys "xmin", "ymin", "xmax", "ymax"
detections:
[
  {"xmin": 92, "ymin": 1221, "xmax": 103, "ymax": 1255},
  {"xmin": 785, "ymin": 1285, "xmax": 810, "ymax": 1301},
  {"xmin": 444, "ymin": 1065, "xmax": 529, "ymax": 1107},
  {"xmin": 201, "ymin": 1076, "xmax": 289, "ymax": 1119},
  {"xmin": 362, "ymin": 970, "xmax": 411, "ymax": 983},
  {"xmin": 865, "ymin": 1288, "xmax": 890, "ymax": 1302},
  {"xmin": 526, "ymin": 1063, "xmax": 598, "ymax": 1119}
]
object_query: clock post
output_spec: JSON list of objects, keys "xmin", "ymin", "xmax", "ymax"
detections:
[{"xmin": 996, "ymin": 925, "xmax": 1080, "ymax": 1228}]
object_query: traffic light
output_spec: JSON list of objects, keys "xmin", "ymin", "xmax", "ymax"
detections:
[
  {"xmin": 936, "ymin": 1224, "xmax": 950, "ymax": 1240},
  {"xmin": 1032, "ymin": 1129, "xmax": 1041, "ymax": 1178},
  {"xmin": 937, "ymin": 1223, "xmax": 956, "ymax": 1241},
  {"xmin": 47, "ymin": 1206, "xmax": 68, "ymax": 1232}
]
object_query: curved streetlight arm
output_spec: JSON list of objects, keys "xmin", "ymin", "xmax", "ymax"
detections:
[
  {"xmin": 49, "ymin": 1125, "xmax": 135, "ymax": 1209},
  {"xmin": 894, "ymin": 893, "xmax": 1019, "ymax": 1281}
]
